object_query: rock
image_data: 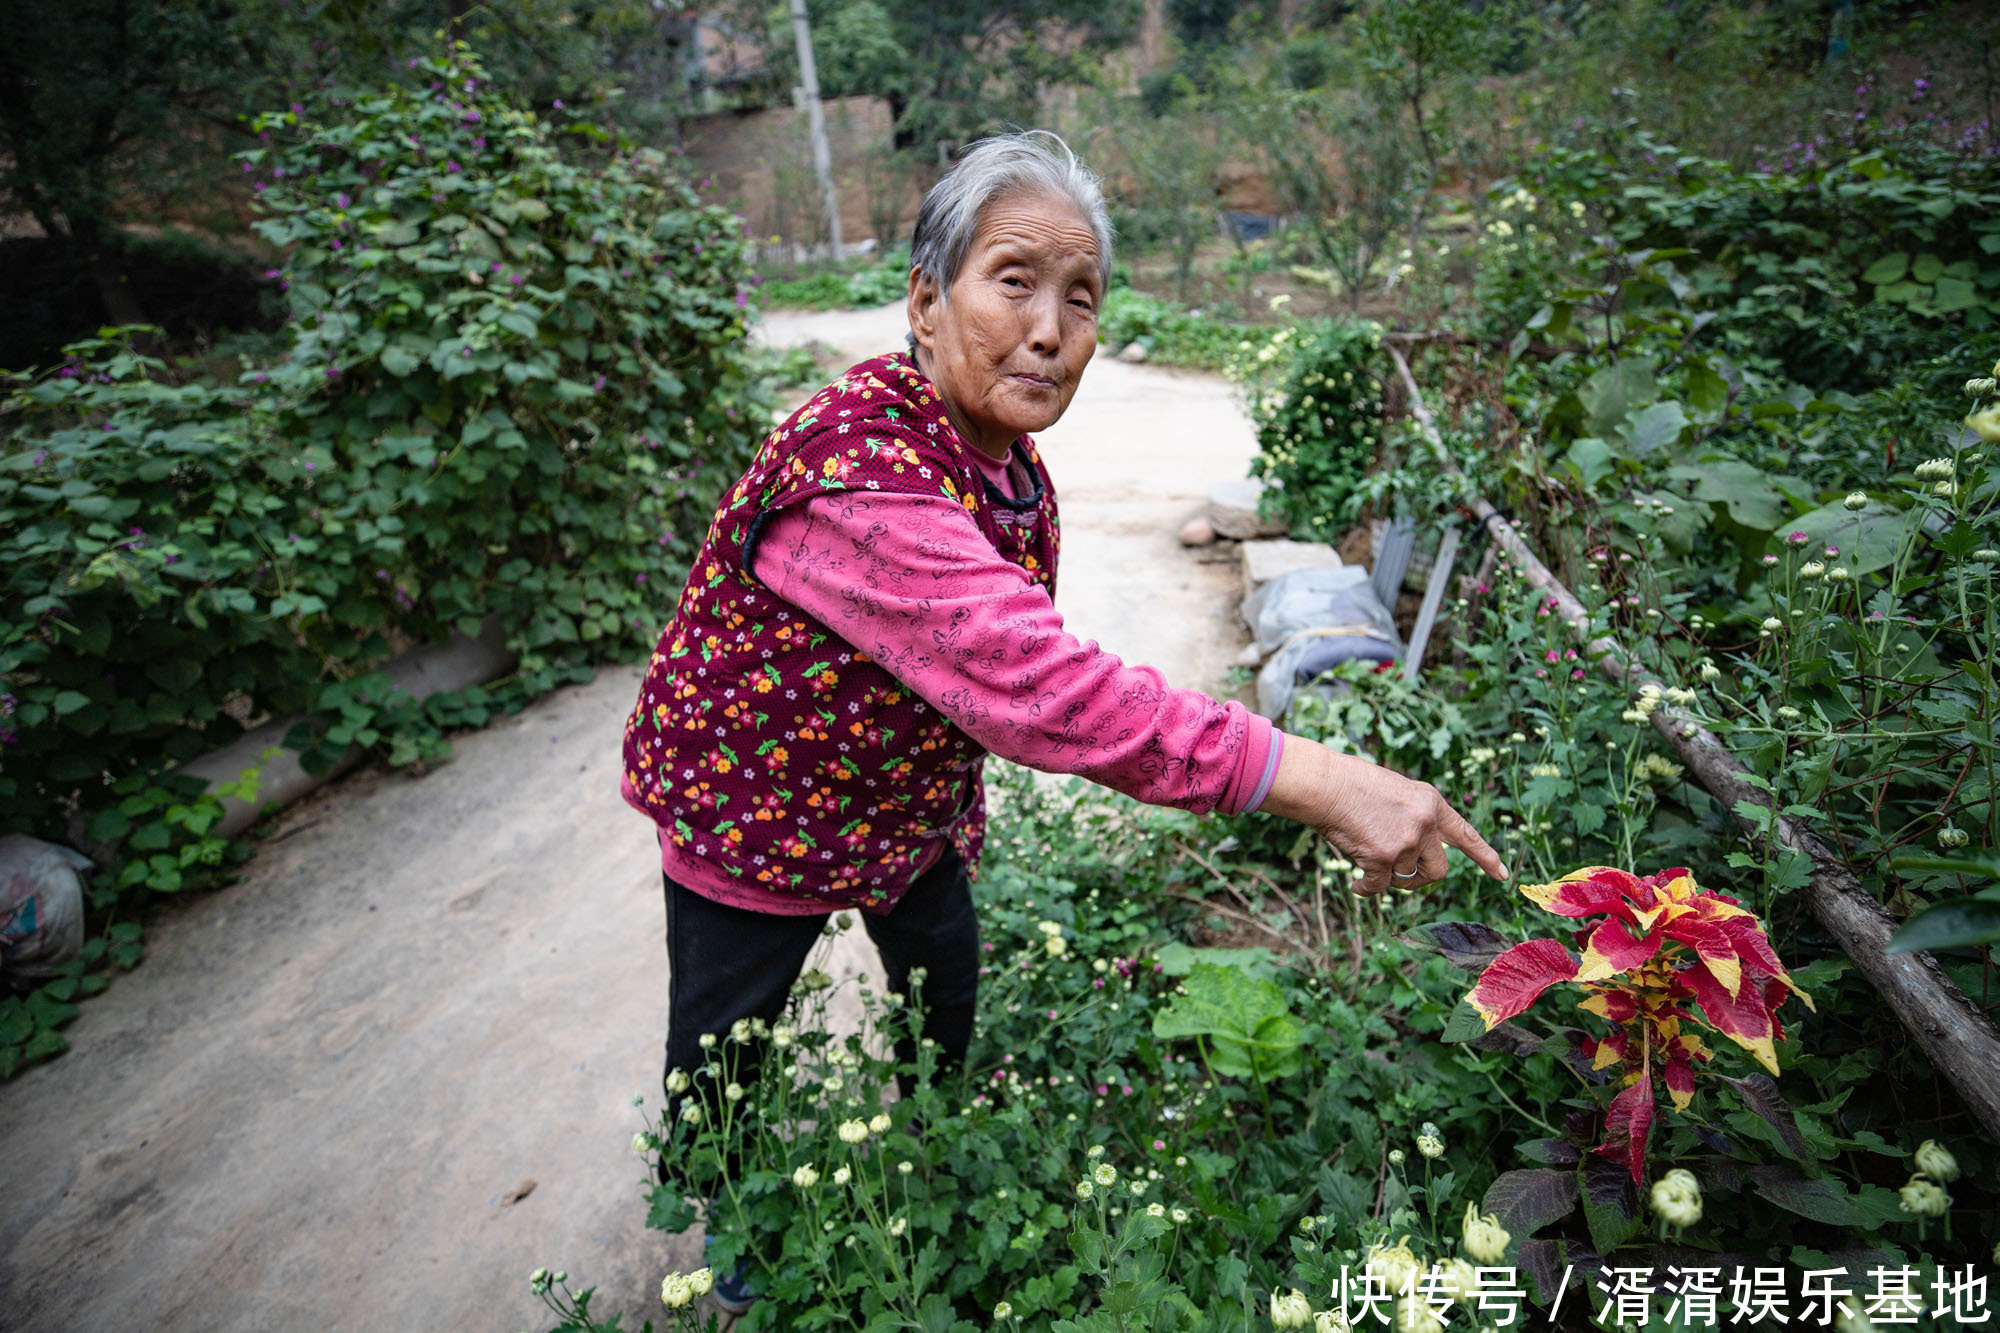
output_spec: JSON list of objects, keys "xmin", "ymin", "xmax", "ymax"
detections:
[
  {"xmin": 1177, "ymin": 516, "xmax": 1216, "ymax": 547},
  {"xmin": 1240, "ymin": 538, "xmax": 1342, "ymax": 602},
  {"xmin": 1232, "ymin": 642, "xmax": 1265, "ymax": 668},
  {"xmin": 1116, "ymin": 341, "xmax": 1149, "ymax": 363},
  {"xmin": 1206, "ymin": 477, "xmax": 1289, "ymax": 540}
]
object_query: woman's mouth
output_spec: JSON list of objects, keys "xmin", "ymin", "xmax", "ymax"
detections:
[{"xmin": 1010, "ymin": 372, "xmax": 1055, "ymax": 388}]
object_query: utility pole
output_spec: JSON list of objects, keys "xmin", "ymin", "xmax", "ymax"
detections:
[{"xmin": 788, "ymin": 0, "xmax": 844, "ymax": 262}]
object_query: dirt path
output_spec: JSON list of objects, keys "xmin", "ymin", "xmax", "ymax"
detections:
[{"xmin": 0, "ymin": 304, "xmax": 1258, "ymax": 1331}]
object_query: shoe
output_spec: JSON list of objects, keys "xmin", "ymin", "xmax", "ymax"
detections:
[{"xmin": 704, "ymin": 1234, "xmax": 755, "ymax": 1315}]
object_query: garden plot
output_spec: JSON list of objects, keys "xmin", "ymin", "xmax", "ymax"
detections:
[{"xmin": 0, "ymin": 307, "xmax": 1259, "ymax": 1332}]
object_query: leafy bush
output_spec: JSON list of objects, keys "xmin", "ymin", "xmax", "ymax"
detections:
[
  {"xmin": 1097, "ymin": 289, "xmax": 1254, "ymax": 371},
  {"xmin": 0, "ymin": 46, "xmax": 767, "ymax": 1073},
  {"xmin": 758, "ymin": 248, "xmax": 911, "ymax": 311},
  {"xmin": 1238, "ymin": 319, "xmax": 1386, "ymax": 540}
]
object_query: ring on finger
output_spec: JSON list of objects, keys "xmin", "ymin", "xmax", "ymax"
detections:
[{"xmin": 1393, "ymin": 867, "xmax": 1420, "ymax": 879}]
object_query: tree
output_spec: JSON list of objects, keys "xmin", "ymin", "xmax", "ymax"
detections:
[{"xmin": 731, "ymin": 0, "xmax": 1143, "ymax": 151}]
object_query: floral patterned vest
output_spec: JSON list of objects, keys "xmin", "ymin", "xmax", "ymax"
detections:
[{"xmin": 621, "ymin": 352, "xmax": 1061, "ymax": 910}]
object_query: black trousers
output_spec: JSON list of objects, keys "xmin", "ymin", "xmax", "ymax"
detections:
[{"xmin": 658, "ymin": 846, "xmax": 980, "ymax": 1189}]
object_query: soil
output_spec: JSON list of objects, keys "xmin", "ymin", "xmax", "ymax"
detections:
[{"xmin": 0, "ymin": 301, "xmax": 1260, "ymax": 1331}]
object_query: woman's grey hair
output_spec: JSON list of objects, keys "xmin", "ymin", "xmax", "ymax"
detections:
[{"xmin": 909, "ymin": 131, "xmax": 1115, "ymax": 298}]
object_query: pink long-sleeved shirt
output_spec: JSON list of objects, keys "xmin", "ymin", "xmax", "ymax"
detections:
[{"xmin": 642, "ymin": 446, "xmax": 1281, "ymax": 909}]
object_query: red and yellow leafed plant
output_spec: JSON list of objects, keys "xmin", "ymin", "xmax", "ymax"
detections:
[{"xmin": 1465, "ymin": 866, "xmax": 1814, "ymax": 1186}]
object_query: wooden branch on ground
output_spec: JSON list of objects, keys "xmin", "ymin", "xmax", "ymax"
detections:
[{"xmin": 1385, "ymin": 342, "xmax": 2000, "ymax": 1145}]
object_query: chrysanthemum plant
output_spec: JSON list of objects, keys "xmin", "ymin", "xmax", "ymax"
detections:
[{"xmin": 1464, "ymin": 865, "xmax": 1813, "ymax": 1186}]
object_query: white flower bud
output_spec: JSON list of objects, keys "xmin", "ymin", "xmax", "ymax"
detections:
[
  {"xmin": 1650, "ymin": 1167, "xmax": 1702, "ymax": 1227},
  {"xmin": 1270, "ymin": 1288, "xmax": 1313, "ymax": 1329},
  {"xmin": 792, "ymin": 1163, "xmax": 820, "ymax": 1188},
  {"xmin": 1898, "ymin": 1173, "xmax": 1949, "ymax": 1217},
  {"xmin": 1461, "ymin": 1203, "xmax": 1511, "ymax": 1263},
  {"xmin": 660, "ymin": 1272, "xmax": 693, "ymax": 1308},
  {"xmin": 1844, "ymin": 491, "xmax": 1869, "ymax": 510},
  {"xmin": 837, "ymin": 1118, "xmax": 869, "ymax": 1144},
  {"xmin": 868, "ymin": 1112, "xmax": 892, "ymax": 1134},
  {"xmin": 1915, "ymin": 1138, "xmax": 1959, "ymax": 1181}
]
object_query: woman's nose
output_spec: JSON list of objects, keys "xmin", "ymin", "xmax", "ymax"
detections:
[{"xmin": 1026, "ymin": 290, "xmax": 1062, "ymax": 356}]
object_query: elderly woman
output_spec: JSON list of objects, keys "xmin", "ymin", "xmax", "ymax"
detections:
[{"xmin": 620, "ymin": 131, "xmax": 1502, "ymax": 1263}]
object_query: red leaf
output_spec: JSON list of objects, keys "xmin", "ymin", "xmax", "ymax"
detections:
[
  {"xmin": 1467, "ymin": 938, "xmax": 1580, "ymax": 1029},
  {"xmin": 1719, "ymin": 916, "xmax": 1816, "ymax": 1012},
  {"xmin": 1575, "ymin": 917, "xmax": 1661, "ymax": 982},
  {"xmin": 1662, "ymin": 1049, "xmax": 1697, "ymax": 1113},
  {"xmin": 1594, "ymin": 1078, "xmax": 1656, "ymax": 1187},
  {"xmin": 1684, "ymin": 960, "xmax": 1780, "ymax": 1074},
  {"xmin": 1522, "ymin": 867, "xmax": 1641, "ymax": 919}
]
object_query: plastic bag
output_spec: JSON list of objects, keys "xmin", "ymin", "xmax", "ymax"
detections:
[
  {"xmin": 0, "ymin": 835, "xmax": 91, "ymax": 984},
  {"xmin": 1244, "ymin": 567, "xmax": 1402, "ymax": 719}
]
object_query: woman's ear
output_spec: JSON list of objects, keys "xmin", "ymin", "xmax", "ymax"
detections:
[{"xmin": 906, "ymin": 267, "xmax": 941, "ymax": 352}]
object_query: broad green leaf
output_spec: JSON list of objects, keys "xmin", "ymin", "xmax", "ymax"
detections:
[
  {"xmin": 1886, "ymin": 899, "xmax": 2000, "ymax": 953},
  {"xmin": 1152, "ymin": 962, "xmax": 1303, "ymax": 1080},
  {"xmin": 1622, "ymin": 399, "xmax": 1687, "ymax": 457},
  {"xmin": 1861, "ymin": 252, "xmax": 1910, "ymax": 285},
  {"xmin": 1580, "ymin": 358, "xmax": 1659, "ymax": 440}
]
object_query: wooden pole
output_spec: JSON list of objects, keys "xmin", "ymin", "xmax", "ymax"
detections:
[
  {"xmin": 1385, "ymin": 342, "xmax": 2000, "ymax": 1144},
  {"xmin": 788, "ymin": 0, "xmax": 844, "ymax": 263}
]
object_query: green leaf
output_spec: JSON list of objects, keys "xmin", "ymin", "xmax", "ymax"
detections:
[
  {"xmin": 379, "ymin": 345, "xmax": 420, "ymax": 377},
  {"xmin": 1152, "ymin": 962, "xmax": 1303, "ymax": 1080},
  {"xmin": 1781, "ymin": 500, "xmax": 1909, "ymax": 577},
  {"xmin": 1563, "ymin": 437, "xmax": 1616, "ymax": 491},
  {"xmin": 53, "ymin": 690, "xmax": 91, "ymax": 715},
  {"xmin": 1861, "ymin": 252, "xmax": 1910, "ymax": 285},
  {"xmin": 1580, "ymin": 358, "xmax": 1659, "ymax": 440},
  {"xmin": 1622, "ymin": 400, "xmax": 1687, "ymax": 457},
  {"xmin": 1886, "ymin": 899, "xmax": 2000, "ymax": 953}
]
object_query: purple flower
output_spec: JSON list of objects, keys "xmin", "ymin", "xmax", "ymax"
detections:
[
  {"xmin": 634, "ymin": 572, "xmax": 647, "ymax": 584},
  {"xmin": 59, "ymin": 367, "xmax": 75, "ymax": 378},
  {"xmin": 463, "ymin": 110, "xmax": 481, "ymax": 123},
  {"xmin": 335, "ymin": 191, "xmax": 349, "ymax": 208},
  {"xmin": 1786, "ymin": 531, "xmax": 1810, "ymax": 546},
  {"xmin": 591, "ymin": 375, "xmax": 605, "ymax": 393},
  {"xmin": 32, "ymin": 450, "xmax": 46, "ymax": 466},
  {"xmin": 552, "ymin": 98, "xmax": 564, "ymax": 109},
  {"xmin": 330, "ymin": 238, "xmax": 342, "ymax": 250},
  {"xmin": 264, "ymin": 268, "xmax": 283, "ymax": 279},
  {"xmin": 305, "ymin": 460, "xmax": 317, "ymax": 469},
  {"xmin": 447, "ymin": 161, "xmax": 461, "ymax": 173},
  {"xmin": 472, "ymin": 136, "xmax": 485, "ymax": 149}
]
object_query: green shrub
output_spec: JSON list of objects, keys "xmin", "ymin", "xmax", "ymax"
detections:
[
  {"xmin": 758, "ymin": 248, "xmax": 911, "ymax": 311},
  {"xmin": 0, "ymin": 45, "xmax": 767, "ymax": 1074},
  {"xmin": 1097, "ymin": 289, "xmax": 1253, "ymax": 371},
  {"xmin": 1239, "ymin": 319, "xmax": 1386, "ymax": 540}
]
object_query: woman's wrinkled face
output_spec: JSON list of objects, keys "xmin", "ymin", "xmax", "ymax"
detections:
[{"xmin": 907, "ymin": 191, "xmax": 1102, "ymax": 460}]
